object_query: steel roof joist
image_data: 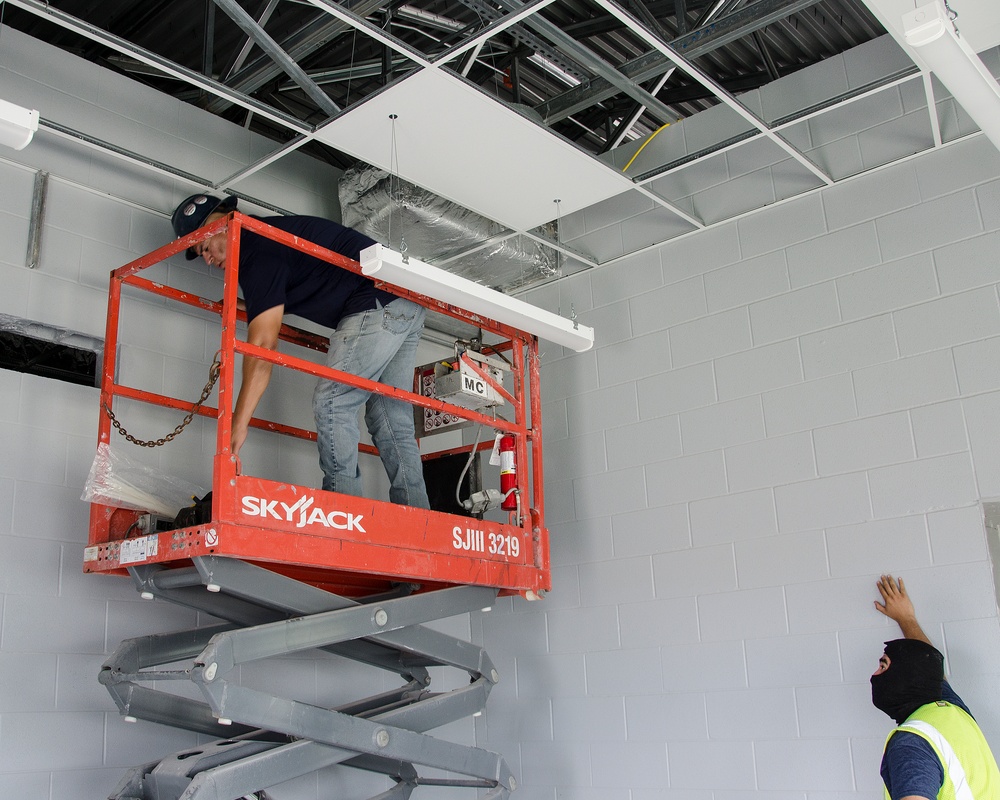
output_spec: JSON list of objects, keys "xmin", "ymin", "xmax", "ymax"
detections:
[
  {"xmin": 205, "ymin": 0, "xmax": 389, "ymax": 114},
  {"xmin": 213, "ymin": 0, "xmax": 341, "ymax": 117}
]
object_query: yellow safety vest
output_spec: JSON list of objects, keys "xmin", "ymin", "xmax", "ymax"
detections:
[{"xmin": 883, "ymin": 701, "xmax": 1000, "ymax": 800}]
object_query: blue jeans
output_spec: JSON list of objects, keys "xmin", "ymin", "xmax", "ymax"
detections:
[{"xmin": 313, "ymin": 298, "xmax": 430, "ymax": 508}]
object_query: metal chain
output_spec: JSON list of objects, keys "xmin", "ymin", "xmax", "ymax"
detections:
[{"xmin": 104, "ymin": 352, "xmax": 222, "ymax": 448}]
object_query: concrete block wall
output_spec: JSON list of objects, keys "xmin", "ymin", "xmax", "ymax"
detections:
[{"xmin": 484, "ymin": 133, "xmax": 1000, "ymax": 798}]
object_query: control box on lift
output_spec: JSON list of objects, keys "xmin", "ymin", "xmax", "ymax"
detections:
[
  {"xmin": 414, "ymin": 342, "xmax": 508, "ymax": 437},
  {"xmin": 434, "ymin": 349, "xmax": 506, "ymax": 410}
]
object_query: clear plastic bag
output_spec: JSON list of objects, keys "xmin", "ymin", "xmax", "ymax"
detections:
[{"xmin": 81, "ymin": 443, "xmax": 207, "ymax": 517}]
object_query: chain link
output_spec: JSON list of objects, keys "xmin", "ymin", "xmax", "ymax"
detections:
[{"xmin": 104, "ymin": 352, "xmax": 222, "ymax": 448}]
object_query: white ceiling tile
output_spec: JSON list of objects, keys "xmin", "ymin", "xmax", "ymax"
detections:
[{"xmin": 314, "ymin": 67, "xmax": 637, "ymax": 231}]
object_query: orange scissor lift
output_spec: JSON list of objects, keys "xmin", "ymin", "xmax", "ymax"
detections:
[{"xmin": 87, "ymin": 212, "xmax": 551, "ymax": 800}]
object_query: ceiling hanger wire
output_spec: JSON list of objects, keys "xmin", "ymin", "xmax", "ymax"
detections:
[
  {"xmin": 346, "ymin": 28, "xmax": 357, "ymax": 108},
  {"xmin": 554, "ymin": 198, "xmax": 562, "ymax": 278},
  {"xmin": 387, "ymin": 112, "xmax": 408, "ymax": 260}
]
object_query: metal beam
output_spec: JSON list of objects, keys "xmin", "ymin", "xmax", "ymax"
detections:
[
  {"xmin": 203, "ymin": 0, "xmax": 216, "ymax": 85},
  {"xmin": 753, "ymin": 29, "xmax": 781, "ymax": 80},
  {"xmin": 675, "ymin": 0, "xmax": 690, "ymax": 34},
  {"xmin": 628, "ymin": 0, "xmax": 677, "ymax": 42},
  {"xmin": 206, "ymin": 0, "xmax": 389, "ymax": 114},
  {"xmin": 536, "ymin": 0, "xmax": 824, "ymax": 123},
  {"xmin": 213, "ymin": 0, "xmax": 341, "ymax": 117},
  {"xmin": 223, "ymin": 0, "xmax": 281, "ymax": 81}
]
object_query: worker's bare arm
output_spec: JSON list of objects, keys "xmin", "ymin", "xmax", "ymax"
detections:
[{"xmin": 230, "ymin": 304, "xmax": 284, "ymax": 456}]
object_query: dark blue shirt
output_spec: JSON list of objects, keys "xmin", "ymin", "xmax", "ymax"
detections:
[
  {"xmin": 236, "ymin": 216, "xmax": 395, "ymax": 328},
  {"xmin": 880, "ymin": 681, "xmax": 972, "ymax": 800}
]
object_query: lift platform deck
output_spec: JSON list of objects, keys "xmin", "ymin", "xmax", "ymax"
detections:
[{"xmin": 85, "ymin": 211, "xmax": 552, "ymax": 599}]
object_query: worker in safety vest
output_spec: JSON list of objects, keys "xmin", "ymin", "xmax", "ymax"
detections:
[
  {"xmin": 871, "ymin": 574, "xmax": 1000, "ymax": 800},
  {"xmin": 170, "ymin": 194, "xmax": 429, "ymax": 509}
]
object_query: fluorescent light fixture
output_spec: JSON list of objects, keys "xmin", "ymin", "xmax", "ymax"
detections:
[
  {"xmin": 528, "ymin": 54, "xmax": 582, "ymax": 88},
  {"xmin": 903, "ymin": 1, "xmax": 1000, "ymax": 152},
  {"xmin": 0, "ymin": 98, "xmax": 39, "ymax": 150},
  {"xmin": 395, "ymin": 5, "xmax": 465, "ymax": 32},
  {"xmin": 360, "ymin": 244, "xmax": 594, "ymax": 353}
]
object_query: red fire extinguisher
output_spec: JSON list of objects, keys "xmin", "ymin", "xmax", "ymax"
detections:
[{"xmin": 499, "ymin": 434, "xmax": 518, "ymax": 510}]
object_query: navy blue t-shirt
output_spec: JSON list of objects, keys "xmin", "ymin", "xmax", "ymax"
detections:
[
  {"xmin": 235, "ymin": 216, "xmax": 395, "ymax": 328},
  {"xmin": 880, "ymin": 681, "xmax": 972, "ymax": 800}
]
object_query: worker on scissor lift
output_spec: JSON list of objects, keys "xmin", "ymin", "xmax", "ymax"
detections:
[{"xmin": 171, "ymin": 194, "xmax": 430, "ymax": 509}]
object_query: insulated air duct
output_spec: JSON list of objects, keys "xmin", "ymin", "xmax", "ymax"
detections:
[{"xmin": 339, "ymin": 164, "xmax": 559, "ymax": 294}]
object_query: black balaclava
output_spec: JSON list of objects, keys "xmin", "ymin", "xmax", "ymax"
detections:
[{"xmin": 870, "ymin": 638, "xmax": 945, "ymax": 725}]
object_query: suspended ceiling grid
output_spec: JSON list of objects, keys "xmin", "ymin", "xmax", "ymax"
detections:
[{"xmin": 3, "ymin": 0, "xmax": 1000, "ymax": 292}]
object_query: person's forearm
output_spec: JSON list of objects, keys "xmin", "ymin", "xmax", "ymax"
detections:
[
  {"xmin": 895, "ymin": 616, "xmax": 932, "ymax": 645},
  {"xmin": 231, "ymin": 355, "xmax": 272, "ymax": 452},
  {"xmin": 230, "ymin": 304, "xmax": 283, "ymax": 455}
]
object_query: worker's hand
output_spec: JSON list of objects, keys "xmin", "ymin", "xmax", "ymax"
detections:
[
  {"xmin": 874, "ymin": 574, "xmax": 933, "ymax": 645},
  {"xmin": 874, "ymin": 575, "xmax": 916, "ymax": 624},
  {"xmin": 231, "ymin": 422, "xmax": 248, "ymax": 460}
]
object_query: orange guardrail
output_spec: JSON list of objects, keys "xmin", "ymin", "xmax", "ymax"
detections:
[{"xmin": 85, "ymin": 212, "xmax": 550, "ymax": 598}]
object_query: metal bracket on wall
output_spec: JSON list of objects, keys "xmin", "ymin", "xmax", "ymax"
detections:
[
  {"xmin": 100, "ymin": 556, "xmax": 515, "ymax": 800},
  {"xmin": 25, "ymin": 170, "xmax": 47, "ymax": 269}
]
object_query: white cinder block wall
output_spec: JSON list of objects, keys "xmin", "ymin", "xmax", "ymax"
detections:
[
  {"xmin": 474, "ymin": 135, "xmax": 1000, "ymax": 798},
  {"xmin": 4, "ymin": 21, "xmax": 1000, "ymax": 800}
]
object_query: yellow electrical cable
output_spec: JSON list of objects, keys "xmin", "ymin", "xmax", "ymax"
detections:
[{"xmin": 622, "ymin": 122, "xmax": 671, "ymax": 173}]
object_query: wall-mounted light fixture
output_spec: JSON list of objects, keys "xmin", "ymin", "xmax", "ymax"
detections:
[
  {"xmin": 360, "ymin": 243, "xmax": 595, "ymax": 353},
  {"xmin": 0, "ymin": 98, "xmax": 39, "ymax": 150},
  {"xmin": 903, "ymin": 0, "xmax": 1000, "ymax": 152}
]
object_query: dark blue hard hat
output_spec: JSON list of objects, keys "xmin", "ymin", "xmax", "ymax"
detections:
[{"xmin": 171, "ymin": 194, "xmax": 238, "ymax": 259}]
